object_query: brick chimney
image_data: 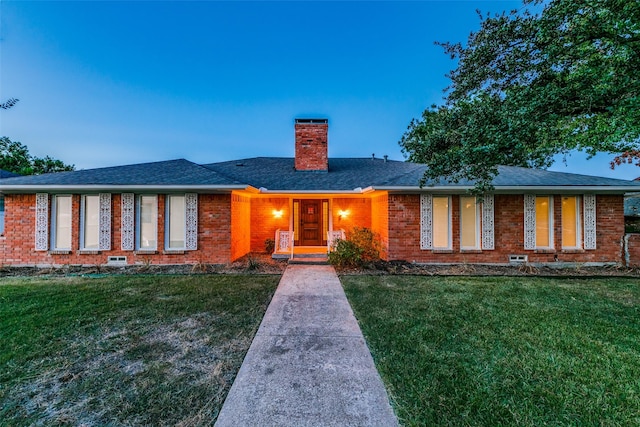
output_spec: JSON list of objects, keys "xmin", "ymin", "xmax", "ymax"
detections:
[{"xmin": 295, "ymin": 118, "xmax": 328, "ymax": 171}]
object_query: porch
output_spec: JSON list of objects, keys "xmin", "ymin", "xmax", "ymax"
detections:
[{"xmin": 272, "ymin": 229, "xmax": 345, "ymax": 260}]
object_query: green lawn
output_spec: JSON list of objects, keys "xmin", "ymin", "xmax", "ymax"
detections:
[
  {"xmin": 342, "ymin": 275, "xmax": 640, "ymax": 426},
  {"xmin": 0, "ymin": 274, "xmax": 279, "ymax": 426}
]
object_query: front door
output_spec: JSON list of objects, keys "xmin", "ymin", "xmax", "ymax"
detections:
[{"xmin": 296, "ymin": 199, "xmax": 327, "ymax": 246}]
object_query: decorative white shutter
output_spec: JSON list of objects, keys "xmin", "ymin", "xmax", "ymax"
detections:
[
  {"xmin": 420, "ymin": 194, "xmax": 433, "ymax": 250},
  {"xmin": 35, "ymin": 193, "xmax": 49, "ymax": 251},
  {"xmin": 121, "ymin": 193, "xmax": 135, "ymax": 251},
  {"xmin": 524, "ymin": 194, "xmax": 536, "ymax": 250},
  {"xmin": 481, "ymin": 194, "xmax": 495, "ymax": 250},
  {"xmin": 185, "ymin": 193, "xmax": 198, "ymax": 250},
  {"xmin": 583, "ymin": 194, "xmax": 596, "ymax": 250},
  {"xmin": 99, "ymin": 193, "xmax": 111, "ymax": 250}
]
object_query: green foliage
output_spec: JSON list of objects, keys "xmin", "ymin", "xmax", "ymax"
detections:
[
  {"xmin": 0, "ymin": 98, "xmax": 19, "ymax": 110},
  {"xmin": 0, "ymin": 136, "xmax": 74, "ymax": 175},
  {"xmin": 328, "ymin": 227, "xmax": 382, "ymax": 268},
  {"xmin": 400, "ymin": 0, "xmax": 640, "ymax": 191},
  {"xmin": 264, "ymin": 238, "xmax": 275, "ymax": 254}
]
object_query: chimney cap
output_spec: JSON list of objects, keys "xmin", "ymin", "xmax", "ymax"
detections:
[{"xmin": 295, "ymin": 118, "xmax": 328, "ymax": 124}]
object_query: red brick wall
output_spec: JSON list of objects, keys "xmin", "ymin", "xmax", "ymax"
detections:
[
  {"xmin": 387, "ymin": 194, "xmax": 625, "ymax": 264},
  {"xmin": 0, "ymin": 193, "xmax": 232, "ymax": 266},
  {"xmin": 295, "ymin": 122, "xmax": 328, "ymax": 171},
  {"xmin": 331, "ymin": 198, "xmax": 371, "ymax": 233},
  {"xmin": 0, "ymin": 192, "xmax": 626, "ymax": 266},
  {"xmin": 249, "ymin": 197, "xmax": 290, "ymax": 252},
  {"xmin": 371, "ymin": 193, "xmax": 389, "ymax": 258}
]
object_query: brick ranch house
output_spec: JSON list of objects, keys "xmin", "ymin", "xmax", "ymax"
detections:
[{"xmin": 1, "ymin": 118, "xmax": 640, "ymax": 267}]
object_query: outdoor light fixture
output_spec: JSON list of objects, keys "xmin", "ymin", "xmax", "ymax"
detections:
[
  {"xmin": 273, "ymin": 209, "xmax": 283, "ymax": 219},
  {"xmin": 338, "ymin": 209, "xmax": 349, "ymax": 219}
]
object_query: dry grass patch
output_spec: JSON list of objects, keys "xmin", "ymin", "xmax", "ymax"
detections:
[{"xmin": 0, "ymin": 274, "xmax": 279, "ymax": 426}]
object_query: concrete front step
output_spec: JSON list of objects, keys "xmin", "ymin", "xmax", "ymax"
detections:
[{"xmin": 288, "ymin": 258, "xmax": 329, "ymax": 265}]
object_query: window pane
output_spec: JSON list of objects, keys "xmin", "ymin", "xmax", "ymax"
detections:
[
  {"xmin": 536, "ymin": 196, "xmax": 550, "ymax": 247},
  {"xmin": 83, "ymin": 195, "xmax": 100, "ymax": 249},
  {"xmin": 55, "ymin": 196, "xmax": 72, "ymax": 249},
  {"xmin": 168, "ymin": 196, "xmax": 185, "ymax": 248},
  {"xmin": 433, "ymin": 196, "xmax": 450, "ymax": 248},
  {"xmin": 140, "ymin": 196, "xmax": 157, "ymax": 249},
  {"xmin": 293, "ymin": 201, "xmax": 299, "ymax": 241},
  {"xmin": 460, "ymin": 196, "xmax": 478, "ymax": 248},
  {"xmin": 562, "ymin": 196, "xmax": 578, "ymax": 248}
]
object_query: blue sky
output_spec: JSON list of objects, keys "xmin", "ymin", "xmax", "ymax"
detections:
[{"xmin": 1, "ymin": 0, "xmax": 638, "ymax": 180}]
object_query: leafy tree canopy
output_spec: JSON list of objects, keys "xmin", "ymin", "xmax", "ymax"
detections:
[
  {"xmin": 400, "ymin": 0, "xmax": 640, "ymax": 192},
  {"xmin": 0, "ymin": 136, "xmax": 74, "ymax": 175}
]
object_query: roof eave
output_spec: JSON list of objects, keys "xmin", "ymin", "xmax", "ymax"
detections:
[
  {"xmin": 0, "ymin": 184, "xmax": 250, "ymax": 194},
  {"xmin": 374, "ymin": 185, "xmax": 640, "ymax": 194}
]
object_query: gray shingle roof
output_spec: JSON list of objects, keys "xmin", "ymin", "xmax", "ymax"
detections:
[
  {"xmin": 202, "ymin": 157, "xmax": 423, "ymax": 191},
  {"xmin": 0, "ymin": 159, "xmax": 243, "ymax": 187},
  {"xmin": 1, "ymin": 156, "xmax": 639, "ymax": 193},
  {"xmin": 0, "ymin": 169, "xmax": 21, "ymax": 179}
]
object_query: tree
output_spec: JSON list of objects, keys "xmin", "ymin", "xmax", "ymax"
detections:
[
  {"xmin": 400, "ymin": 0, "xmax": 640, "ymax": 191},
  {"xmin": 0, "ymin": 98, "xmax": 19, "ymax": 110},
  {"xmin": 0, "ymin": 137, "xmax": 74, "ymax": 175}
]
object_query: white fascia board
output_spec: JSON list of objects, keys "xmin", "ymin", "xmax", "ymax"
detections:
[
  {"xmin": 0, "ymin": 184, "xmax": 249, "ymax": 194},
  {"xmin": 257, "ymin": 188, "xmax": 366, "ymax": 194},
  {"xmin": 373, "ymin": 185, "xmax": 640, "ymax": 194}
]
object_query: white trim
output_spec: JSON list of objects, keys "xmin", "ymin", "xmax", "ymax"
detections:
[
  {"xmin": 121, "ymin": 193, "xmax": 135, "ymax": 251},
  {"xmin": 524, "ymin": 194, "xmax": 536, "ymax": 250},
  {"xmin": 432, "ymin": 195, "xmax": 452, "ymax": 250},
  {"xmin": 535, "ymin": 195, "xmax": 554, "ymax": 250},
  {"xmin": 481, "ymin": 194, "xmax": 495, "ymax": 250},
  {"xmin": 561, "ymin": 195, "xmax": 581, "ymax": 250},
  {"xmin": 185, "ymin": 193, "xmax": 198, "ymax": 250},
  {"xmin": 51, "ymin": 194, "xmax": 73, "ymax": 251},
  {"xmin": 420, "ymin": 194, "xmax": 432, "ymax": 249},
  {"xmin": 99, "ymin": 193, "xmax": 111, "ymax": 250},
  {"xmin": 136, "ymin": 194, "xmax": 158, "ymax": 251},
  {"xmin": 80, "ymin": 195, "xmax": 100, "ymax": 250},
  {"xmin": 35, "ymin": 193, "xmax": 49, "ymax": 251},
  {"xmin": 583, "ymin": 194, "xmax": 597, "ymax": 250},
  {"xmin": 460, "ymin": 195, "xmax": 480, "ymax": 250}
]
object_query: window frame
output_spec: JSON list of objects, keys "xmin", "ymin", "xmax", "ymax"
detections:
[
  {"xmin": 535, "ymin": 195, "xmax": 554, "ymax": 250},
  {"xmin": 432, "ymin": 195, "xmax": 452, "ymax": 250},
  {"xmin": 80, "ymin": 194, "xmax": 101, "ymax": 250},
  {"xmin": 136, "ymin": 194, "xmax": 158, "ymax": 251},
  {"xmin": 165, "ymin": 194, "xmax": 186, "ymax": 250},
  {"xmin": 460, "ymin": 195, "xmax": 480, "ymax": 250},
  {"xmin": 51, "ymin": 194, "xmax": 73, "ymax": 250},
  {"xmin": 561, "ymin": 195, "xmax": 582, "ymax": 249}
]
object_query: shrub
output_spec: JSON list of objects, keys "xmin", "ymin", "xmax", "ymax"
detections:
[
  {"xmin": 264, "ymin": 238, "xmax": 275, "ymax": 254},
  {"xmin": 328, "ymin": 227, "xmax": 382, "ymax": 268}
]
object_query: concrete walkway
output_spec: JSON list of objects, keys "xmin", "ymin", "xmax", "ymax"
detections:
[{"xmin": 215, "ymin": 265, "xmax": 399, "ymax": 427}]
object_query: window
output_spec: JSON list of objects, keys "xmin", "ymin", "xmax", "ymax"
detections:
[
  {"xmin": 562, "ymin": 196, "xmax": 581, "ymax": 248},
  {"xmin": 432, "ymin": 196, "xmax": 451, "ymax": 249},
  {"xmin": 81, "ymin": 195, "xmax": 100, "ymax": 249},
  {"xmin": 53, "ymin": 195, "xmax": 72, "ymax": 250},
  {"xmin": 0, "ymin": 195, "xmax": 4, "ymax": 234},
  {"xmin": 460, "ymin": 196, "xmax": 480, "ymax": 249},
  {"xmin": 137, "ymin": 195, "xmax": 157, "ymax": 250},
  {"xmin": 535, "ymin": 196, "xmax": 553, "ymax": 248},
  {"xmin": 167, "ymin": 195, "xmax": 186, "ymax": 249}
]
